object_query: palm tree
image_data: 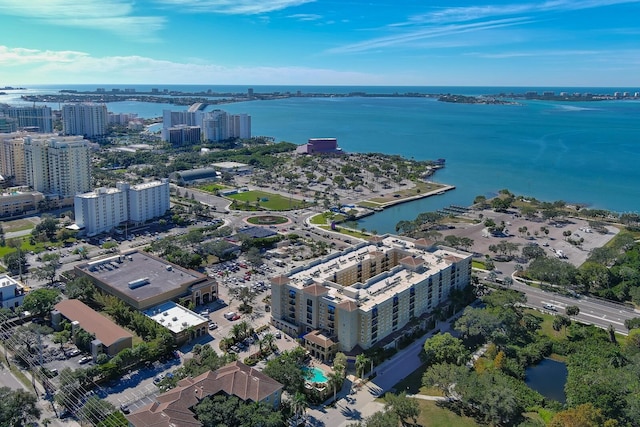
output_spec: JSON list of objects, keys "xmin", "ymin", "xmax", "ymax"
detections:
[
  {"xmin": 327, "ymin": 370, "xmax": 344, "ymax": 403},
  {"xmin": 290, "ymin": 392, "xmax": 308, "ymax": 424},
  {"xmin": 230, "ymin": 324, "xmax": 244, "ymax": 343},
  {"xmin": 261, "ymin": 333, "xmax": 275, "ymax": 354},
  {"xmin": 355, "ymin": 354, "xmax": 369, "ymax": 378}
]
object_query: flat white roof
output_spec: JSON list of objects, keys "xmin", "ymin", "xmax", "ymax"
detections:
[
  {"xmin": 212, "ymin": 161, "xmax": 249, "ymax": 169},
  {"xmin": 143, "ymin": 301, "xmax": 207, "ymax": 334},
  {"xmin": 287, "ymin": 235, "xmax": 470, "ymax": 310},
  {"xmin": 132, "ymin": 180, "xmax": 166, "ymax": 190},
  {"xmin": 0, "ymin": 275, "xmax": 18, "ymax": 288}
]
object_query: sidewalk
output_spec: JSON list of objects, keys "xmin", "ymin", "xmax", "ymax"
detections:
[{"xmin": 306, "ymin": 314, "xmax": 461, "ymax": 426}]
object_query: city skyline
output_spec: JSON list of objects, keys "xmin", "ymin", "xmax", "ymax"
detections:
[{"xmin": 0, "ymin": 0, "xmax": 639, "ymax": 86}]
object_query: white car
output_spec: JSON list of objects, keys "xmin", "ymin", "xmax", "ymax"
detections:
[
  {"xmin": 78, "ymin": 356, "xmax": 92, "ymax": 364},
  {"xmin": 66, "ymin": 349, "xmax": 82, "ymax": 357}
]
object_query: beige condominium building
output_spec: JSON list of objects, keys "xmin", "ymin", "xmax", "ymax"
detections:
[{"xmin": 270, "ymin": 235, "xmax": 472, "ymax": 361}]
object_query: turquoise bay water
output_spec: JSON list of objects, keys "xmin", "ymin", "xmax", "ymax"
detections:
[
  {"xmin": 3, "ymin": 85, "xmax": 638, "ymax": 233},
  {"xmin": 220, "ymin": 96, "xmax": 640, "ymax": 233}
]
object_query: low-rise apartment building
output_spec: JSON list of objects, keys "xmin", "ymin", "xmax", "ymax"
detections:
[
  {"xmin": 270, "ymin": 235, "xmax": 472, "ymax": 360},
  {"xmin": 0, "ymin": 275, "xmax": 26, "ymax": 310}
]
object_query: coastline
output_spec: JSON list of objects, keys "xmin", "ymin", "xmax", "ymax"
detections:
[{"xmin": 358, "ymin": 184, "xmax": 456, "ymax": 211}]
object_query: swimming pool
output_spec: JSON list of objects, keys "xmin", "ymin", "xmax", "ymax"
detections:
[{"xmin": 304, "ymin": 366, "xmax": 328, "ymax": 383}]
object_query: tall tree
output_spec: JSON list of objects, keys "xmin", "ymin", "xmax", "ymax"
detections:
[
  {"xmin": 355, "ymin": 353, "xmax": 370, "ymax": 378},
  {"xmin": 384, "ymin": 392, "xmax": 420, "ymax": 426},
  {"xmin": 422, "ymin": 333, "xmax": 469, "ymax": 366},
  {"xmin": 21, "ymin": 288, "xmax": 62, "ymax": 317},
  {"xmin": 0, "ymin": 386, "xmax": 41, "ymax": 426}
]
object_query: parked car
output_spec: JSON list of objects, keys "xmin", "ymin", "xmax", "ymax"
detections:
[
  {"xmin": 66, "ymin": 349, "xmax": 81, "ymax": 357},
  {"xmin": 78, "ymin": 356, "xmax": 92, "ymax": 364},
  {"xmin": 208, "ymin": 322, "xmax": 218, "ymax": 330}
]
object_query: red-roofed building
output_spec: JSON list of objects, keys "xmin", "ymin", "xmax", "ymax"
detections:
[
  {"xmin": 126, "ymin": 361, "xmax": 283, "ymax": 427},
  {"xmin": 52, "ymin": 299, "xmax": 133, "ymax": 357}
]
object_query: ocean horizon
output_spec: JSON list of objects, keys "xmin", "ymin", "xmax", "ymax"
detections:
[{"xmin": 2, "ymin": 84, "xmax": 638, "ymax": 234}]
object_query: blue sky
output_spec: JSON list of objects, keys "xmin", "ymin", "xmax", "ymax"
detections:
[{"xmin": 0, "ymin": 0, "xmax": 639, "ymax": 86}]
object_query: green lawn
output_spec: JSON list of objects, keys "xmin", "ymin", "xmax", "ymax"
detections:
[
  {"xmin": 228, "ymin": 190, "xmax": 312, "ymax": 211},
  {"xmin": 310, "ymin": 214, "xmax": 329, "ymax": 225},
  {"xmin": 1, "ymin": 218, "xmax": 36, "ymax": 233},
  {"xmin": 198, "ymin": 183, "xmax": 231, "ymax": 193},
  {"xmin": 415, "ymin": 399, "xmax": 480, "ymax": 427}
]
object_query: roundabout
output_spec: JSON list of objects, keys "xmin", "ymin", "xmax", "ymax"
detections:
[{"xmin": 245, "ymin": 214, "xmax": 290, "ymax": 226}]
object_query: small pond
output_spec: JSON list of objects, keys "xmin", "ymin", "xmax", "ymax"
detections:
[{"xmin": 525, "ymin": 358, "xmax": 567, "ymax": 403}]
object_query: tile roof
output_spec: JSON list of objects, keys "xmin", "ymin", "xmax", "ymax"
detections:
[
  {"xmin": 54, "ymin": 299, "xmax": 132, "ymax": 348},
  {"xmin": 399, "ymin": 255, "xmax": 424, "ymax": 268},
  {"xmin": 270, "ymin": 275, "xmax": 291, "ymax": 286},
  {"xmin": 337, "ymin": 300, "xmax": 358, "ymax": 312},
  {"xmin": 304, "ymin": 330, "xmax": 336, "ymax": 348},
  {"xmin": 303, "ymin": 283, "xmax": 329, "ymax": 296},
  {"xmin": 127, "ymin": 361, "xmax": 283, "ymax": 427}
]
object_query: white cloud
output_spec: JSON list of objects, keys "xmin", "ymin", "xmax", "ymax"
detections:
[
  {"xmin": 287, "ymin": 13, "xmax": 322, "ymax": 21},
  {"xmin": 0, "ymin": 46, "xmax": 89, "ymax": 65},
  {"xmin": 328, "ymin": 18, "xmax": 531, "ymax": 53},
  {"xmin": 468, "ymin": 49, "xmax": 600, "ymax": 59},
  {"xmin": 0, "ymin": 0, "xmax": 165, "ymax": 38},
  {"xmin": 155, "ymin": 0, "xmax": 316, "ymax": 15},
  {"xmin": 0, "ymin": 45, "xmax": 382, "ymax": 85},
  {"xmin": 408, "ymin": 0, "xmax": 640, "ymax": 24}
]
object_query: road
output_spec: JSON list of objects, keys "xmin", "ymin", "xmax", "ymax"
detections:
[
  {"xmin": 306, "ymin": 319, "xmax": 457, "ymax": 427},
  {"xmin": 511, "ymin": 279, "xmax": 639, "ymax": 334}
]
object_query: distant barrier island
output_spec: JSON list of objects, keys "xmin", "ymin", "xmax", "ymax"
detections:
[{"xmin": 20, "ymin": 88, "xmax": 639, "ymax": 107}]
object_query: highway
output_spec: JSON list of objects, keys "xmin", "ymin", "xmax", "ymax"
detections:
[{"xmin": 511, "ymin": 279, "xmax": 638, "ymax": 334}]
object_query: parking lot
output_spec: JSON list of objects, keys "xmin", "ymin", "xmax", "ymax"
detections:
[{"xmin": 441, "ymin": 208, "xmax": 619, "ymax": 277}]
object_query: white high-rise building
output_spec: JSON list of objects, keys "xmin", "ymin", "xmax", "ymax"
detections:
[
  {"xmin": 74, "ymin": 187, "xmax": 128, "ymax": 236},
  {"xmin": 62, "ymin": 103, "xmax": 108, "ymax": 137},
  {"xmin": 164, "ymin": 108, "xmax": 251, "ymax": 142},
  {"xmin": 230, "ymin": 113, "xmax": 251, "ymax": 139},
  {"xmin": 0, "ymin": 133, "xmax": 28, "ymax": 185},
  {"xmin": 74, "ymin": 179, "xmax": 170, "ymax": 236},
  {"xmin": 23, "ymin": 135, "xmax": 91, "ymax": 197},
  {"xmin": 125, "ymin": 179, "xmax": 171, "ymax": 223},
  {"xmin": 0, "ymin": 106, "xmax": 53, "ymax": 133},
  {"xmin": 202, "ymin": 110, "xmax": 229, "ymax": 142}
]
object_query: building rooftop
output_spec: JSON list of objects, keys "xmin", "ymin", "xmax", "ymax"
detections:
[
  {"xmin": 132, "ymin": 179, "xmax": 167, "ymax": 190},
  {"xmin": 143, "ymin": 301, "xmax": 207, "ymax": 334},
  {"xmin": 212, "ymin": 161, "xmax": 249, "ymax": 169},
  {"xmin": 127, "ymin": 361, "xmax": 283, "ymax": 427},
  {"xmin": 76, "ymin": 187, "xmax": 121, "ymax": 199},
  {"xmin": 235, "ymin": 226, "xmax": 277, "ymax": 239},
  {"xmin": 54, "ymin": 299, "xmax": 133, "ymax": 347},
  {"xmin": 285, "ymin": 235, "xmax": 470, "ymax": 312},
  {"xmin": 0, "ymin": 275, "xmax": 19, "ymax": 288},
  {"xmin": 76, "ymin": 251, "xmax": 202, "ymax": 305}
]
